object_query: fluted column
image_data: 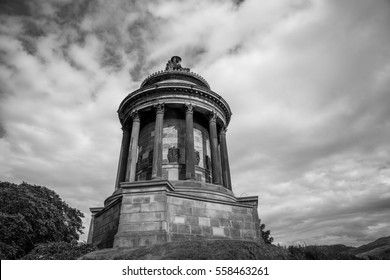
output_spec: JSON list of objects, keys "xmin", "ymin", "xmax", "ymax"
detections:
[
  {"xmin": 152, "ymin": 103, "xmax": 165, "ymax": 179},
  {"xmin": 114, "ymin": 124, "xmax": 131, "ymax": 189},
  {"xmin": 220, "ymin": 127, "xmax": 232, "ymax": 190},
  {"xmin": 125, "ymin": 111, "xmax": 140, "ymax": 182},
  {"xmin": 209, "ymin": 112, "xmax": 222, "ymax": 184},
  {"xmin": 185, "ymin": 104, "xmax": 195, "ymax": 180}
]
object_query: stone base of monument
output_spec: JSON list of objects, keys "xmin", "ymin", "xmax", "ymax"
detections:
[{"xmin": 89, "ymin": 180, "xmax": 261, "ymax": 249}]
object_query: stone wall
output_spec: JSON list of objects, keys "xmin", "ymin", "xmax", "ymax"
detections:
[
  {"xmin": 114, "ymin": 191, "xmax": 168, "ymax": 248},
  {"xmin": 109, "ymin": 181, "xmax": 261, "ymax": 248},
  {"xmin": 167, "ymin": 194, "xmax": 260, "ymax": 242},
  {"xmin": 92, "ymin": 198, "xmax": 122, "ymax": 249}
]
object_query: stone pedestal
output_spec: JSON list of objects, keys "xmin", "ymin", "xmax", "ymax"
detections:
[{"xmin": 90, "ymin": 180, "xmax": 261, "ymax": 249}]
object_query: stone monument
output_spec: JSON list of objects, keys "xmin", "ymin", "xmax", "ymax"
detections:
[{"xmin": 88, "ymin": 56, "xmax": 261, "ymax": 248}]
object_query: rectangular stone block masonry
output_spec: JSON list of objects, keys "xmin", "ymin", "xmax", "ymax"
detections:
[
  {"xmin": 199, "ymin": 217, "xmax": 211, "ymax": 226},
  {"xmin": 212, "ymin": 227, "xmax": 225, "ymax": 237},
  {"xmin": 168, "ymin": 204, "xmax": 192, "ymax": 216},
  {"xmin": 91, "ymin": 182, "xmax": 261, "ymax": 249},
  {"xmin": 120, "ymin": 212, "xmax": 165, "ymax": 223},
  {"xmin": 117, "ymin": 221, "xmax": 167, "ymax": 232},
  {"xmin": 114, "ymin": 232, "xmax": 168, "ymax": 248},
  {"xmin": 173, "ymin": 215, "xmax": 185, "ymax": 224}
]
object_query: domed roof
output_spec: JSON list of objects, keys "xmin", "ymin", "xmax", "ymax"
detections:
[{"xmin": 140, "ymin": 56, "xmax": 210, "ymax": 89}]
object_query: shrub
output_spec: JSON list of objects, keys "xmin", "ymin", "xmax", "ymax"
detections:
[
  {"xmin": 260, "ymin": 223, "xmax": 274, "ymax": 244},
  {"xmin": 287, "ymin": 244, "xmax": 361, "ymax": 260},
  {"xmin": 23, "ymin": 241, "xmax": 97, "ymax": 260}
]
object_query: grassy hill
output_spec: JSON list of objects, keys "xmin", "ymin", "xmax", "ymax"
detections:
[
  {"xmin": 81, "ymin": 236, "xmax": 390, "ymax": 260},
  {"xmin": 350, "ymin": 236, "xmax": 390, "ymax": 260},
  {"xmin": 81, "ymin": 240, "xmax": 293, "ymax": 260}
]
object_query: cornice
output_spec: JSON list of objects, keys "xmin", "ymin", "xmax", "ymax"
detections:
[{"xmin": 118, "ymin": 83, "xmax": 232, "ymax": 125}]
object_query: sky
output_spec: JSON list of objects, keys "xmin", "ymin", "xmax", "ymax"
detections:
[{"xmin": 1, "ymin": 0, "xmax": 390, "ymax": 247}]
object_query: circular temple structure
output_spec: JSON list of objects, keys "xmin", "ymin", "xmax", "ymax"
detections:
[
  {"xmin": 115, "ymin": 56, "xmax": 232, "ymax": 188},
  {"xmin": 88, "ymin": 57, "xmax": 261, "ymax": 249}
]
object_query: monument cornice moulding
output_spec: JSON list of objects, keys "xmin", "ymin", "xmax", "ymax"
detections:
[
  {"xmin": 118, "ymin": 83, "xmax": 232, "ymax": 125},
  {"xmin": 121, "ymin": 99, "xmax": 227, "ymax": 128}
]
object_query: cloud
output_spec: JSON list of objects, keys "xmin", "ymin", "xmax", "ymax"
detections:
[{"xmin": 1, "ymin": 0, "xmax": 390, "ymax": 245}]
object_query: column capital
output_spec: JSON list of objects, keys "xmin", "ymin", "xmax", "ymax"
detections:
[
  {"xmin": 220, "ymin": 126, "xmax": 227, "ymax": 135},
  {"xmin": 185, "ymin": 103, "xmax": 194, "ymax": 114},
  {"xmin": 131, "ymin": 110, "xmax": 140, "ymax": 122},
  {"xmin": 155, "ymin": 103, "xmax": 165, "ymax": 114},
  {"xmin": 209, "ymin": 111, "xmax": 217, "ymax": 123}
]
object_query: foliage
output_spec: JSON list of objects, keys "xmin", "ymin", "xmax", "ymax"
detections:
[
  {"xmin": 260, "ymin": 223, "xmax": 274, "ymax": 244},
  {"xmin": 0, "ymin": 181, "xmax": 84, "ymax": 259},
  {"xmin": 287, "ymin": 244, "xmax": 361, "ymax": 260},
  {"xmin": 23, "ymin": 241, "xmax": 97, "ymax": 260}
]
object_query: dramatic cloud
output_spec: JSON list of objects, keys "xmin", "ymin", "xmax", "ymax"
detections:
[{"xmin": 1, "ymin": 0, "xmax": 389, "ymax": 246}]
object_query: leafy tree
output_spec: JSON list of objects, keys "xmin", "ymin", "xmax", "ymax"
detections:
[
  {"xmin": 260, "ymin": 223, "xmax": 274, "ymax": 244},
  {"xmin": 22, "ymin": 241, "xmax": 97, "ymax": 260},
  {"xmin": 0, "ymin": 181, "xmax": 84, "ymax": 259}
]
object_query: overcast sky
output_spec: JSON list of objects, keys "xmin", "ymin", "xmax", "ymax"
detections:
[{"xmin": 1, "ymin": 0, "xmax": 390, "ymax": 247}]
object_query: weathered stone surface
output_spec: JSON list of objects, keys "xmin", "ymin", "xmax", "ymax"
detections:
[
  {"xmin": 121, "ymin": 212, "xmax": 165, "ymax": 223},
  {"xmin": 177, "ymin": 224, "xmax": 191, "ymax": 234},
  {"xmin": 114, "ymin": 231, "xmax": 168, "ymax": 248},
  {"xmin": 173, "ymin": 215, "xmax": 185, "ymax": 224},
  {"xmin": 185, "ymin": 215, "xmax": 198, "ymax": 226},
  {"xmin": 198, "ymin": 217, "xmax": 211, "ymax": 226},
  {"xmin": 241, "ymin": 229, "xmax": 256, "ymax": 239},
  {"xmin": 122, "ymin": 204, "xmax": 141, "ymax": 213},
  {"xmin": 133, "ymin": 195, "xmax": 151, "ymax": 204},
  {"xmin": 91, "ymin": 181, "xmax": 261, "ymax": 250},
  {"xmin": 140, "ymin": 202, "xmax": 157, "ymax": 212},
  {"xmin": 190, "ymin": 225, "xmax": 202, "ymax": 235},
  {"xmin": 152, "ymin": 193, "xmax": 167, "ymax": 202},
  {"xmin": 201, "ymin": 226, "xmax": 213, "ymax": 236},
  {"xmin": 212, "ymin": 227, "xmax": 225, "ymax": 237},
  {"xmin": 230, "ymin": 228, "xmax": 241, "ymax": 239},
  {"xmin": 210, "ymin": 218, "xmax": 220, "ymax": 227},
  {"xmin": 169, "ymin": 204, "xmax": 192, "ymax": 216},
  {"xmin": 92, "ymin": 199, "xmax": 122, "ymax": 249}
]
